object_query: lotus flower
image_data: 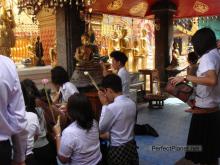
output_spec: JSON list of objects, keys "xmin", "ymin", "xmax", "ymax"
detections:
[{"xmin": 41, "ymin": 78, "xmax": 49, "ymax": 85}]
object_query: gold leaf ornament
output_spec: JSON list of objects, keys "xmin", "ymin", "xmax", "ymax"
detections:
[
  {"xmin": 129, "ymin": 2, "xmax": 148, "ymax": 17},
  {"xmin": 107, "ymin": 0, "xmax": 123, "ymax": 11},
  {"xmin": 193, "ymin": 1, "xmax": 209, "ymax": 13}
]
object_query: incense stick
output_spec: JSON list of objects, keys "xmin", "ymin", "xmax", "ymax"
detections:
[{"xmin": 84, "ymin": 71, "xmax": 99, "ymax": 90}]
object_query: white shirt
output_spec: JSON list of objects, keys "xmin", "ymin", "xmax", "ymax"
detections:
[
  {"xmin": 59, "ymin": 120, "xmax": 102, "ymax": 165},
  {"xmin": 99, "ymin": 95, "xmax": 136, "ymax": 146},
  {"xmin": 34, "ymin": 107, "xmax": 49, "ymax": 148},
  {"xmin": 25, "ymin": 112, "xmax": 40, "ymax": 155},
  {"xmin": 60, "ymin": 82, "xmax": 79, "ymax": 102},
  {"xmin": 0, "ymin": 55, "xmax": 27, "ymax": 140},
  {"xmin": 195, "ymin": 48, "xmax": 220, "ymax": 108},
  {"xmin": 118, "ymin": 67, "xmax": 130, "ymax": 96}
]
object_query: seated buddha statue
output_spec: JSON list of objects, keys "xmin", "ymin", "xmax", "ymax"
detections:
[
  {"xmin": 75, "ymin": 34, "xmax": 93, "ymax": 63},
  {"xmin": 71, "ymin": 33, "xmax": 103, "ymax": 90}
]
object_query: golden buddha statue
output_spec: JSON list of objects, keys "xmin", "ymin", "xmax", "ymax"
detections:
[
  {"xmin": 133, "ymin": 40, "xmax": 140, "ymax": 56},
  {"xmin": 119, "ymin": 28, "xmax": 131, "ymax": 55},
  {"xmin": 140, "ymin": 29, "xmax": 148, "ymax": 57},
  {"xmin": 71, "ymin": 33, "xmax": 103, "ymax": 88},
  {"xmin": 0, "ymin": 8, "xmax": 15, "ymax": 57},
  {"xmin": 49, "ymin": 41, "xmax": 57, "ymax": 67},
  {"xmin": 132, "ymin": 39, "xmax": 144, "ymax": 71},
  {"xmin": 110, "ymin": 31, "xmax": 120, "ymax": 52},
  {"xmin": 75, "ymin": 34, "xmax": 93, "ymax": 63}
]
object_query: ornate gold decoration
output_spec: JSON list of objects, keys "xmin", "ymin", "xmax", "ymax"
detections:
[
  {"xmin": 84, "ymin": 0, "xmax": 96, "ymax": 6},
  {"xmin": 154, "ymin": 19, "xmax": 160, "ymax": 31},
  {"xmin": 107, "ymin": 0, "xmax": 123, "ymax": 11},
  {"xmin": 129, "ymin": 2, "xmax": 148, "ymax": 17},
  {"xmin": 0, "ymin": 7, "xmax": 15, "ymax": 56},
  {"xmin": 193, "ymin": 1, "xmax": 209, "ymax": 13},
  {"xmin": 18, "ymin": 0, "xmax": 96, "ymax": 15}
]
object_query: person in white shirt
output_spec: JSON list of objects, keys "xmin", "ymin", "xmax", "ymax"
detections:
[
  {"xmin": 0, "ymin": 55, "xmax": 27, "ymax": 165},
  {"xmin": 53, "ymin": 93, "xmax": 102, "ymax": 165},
  {"xmin": 51, "ymin": 66, "xmax": 79, "ymax": 103},
  {"xmin": 170, "ymin": 28, "xmax": 220, "ymax": 165},
  {"xmin": 21, "ymin": 79, "xmax": 57, "ymax": 165},
  {"xmin": 25, "ymin": 112, "xmax": 40, "ymax": 165},
  {"xmin": 101, "ymin": 51, "xmax": 130, "ymax": 96},
  {"xmin": 98, "ymin": 74, "xmax": 138, "ymax": 165}
]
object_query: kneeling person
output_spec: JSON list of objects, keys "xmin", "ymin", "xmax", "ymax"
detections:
[{"xmin": 98, "ymin": 74, "xmax": 139, "ymax": 165}]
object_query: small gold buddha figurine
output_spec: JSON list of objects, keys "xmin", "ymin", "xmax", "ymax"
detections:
[{"xmin": 119, "ymin": 28, "xmax": 131, "ymax": 55}]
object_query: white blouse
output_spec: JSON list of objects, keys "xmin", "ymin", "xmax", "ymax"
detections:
[
  {"xmin": 195, "ymin": 48, "xmax": 220, "ymax": 108},
  {"xmin": 118, "ymin": 67, "xmax": 130, "ymax": 97},
  {"xmin": 99, "ymin": 95, "xmax": 136, "ymax": 146},
  {"xmin": 59, "ymin": 120, "xmax": 102, "ymax": 165},
  {"xmin": 26, "ymin": 112, "xmax": 40, "ymax": 155},
  {"xmin": 60, "ymin": 82, "xmax": 79, "ymax": 102}
]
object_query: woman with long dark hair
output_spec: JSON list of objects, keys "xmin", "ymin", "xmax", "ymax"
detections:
[
  {"xmin": 51, "ymin": 66, "xmax": 78, "ymax": 104},
  {"xmin": 53, "ymin": 93, "xmax": 102, "ymax": 165},
  {"xmin": 21, "ymin": 79, "xmax": 56, "ymax": 165},
  {"xmin": 170, "ymin": 28, "xmax": 220, "ymax": 165}
]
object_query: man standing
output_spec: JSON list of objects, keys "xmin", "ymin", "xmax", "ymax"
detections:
[
  {"xmin": 101, "ymin": 51, "xmax": 130, "ymax": 97},
  {"xmin": 98, "ymin": 74, "xmax": 139, "ymax": 165},
  {"xmin": 0, "ymin": 55, "xmax": 28, "ymax": 165}
]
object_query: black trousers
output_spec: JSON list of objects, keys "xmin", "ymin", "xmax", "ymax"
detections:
[
  {"xmin": 25, "ymin": 154, "xmax": 39, "ymax": 165},
  {"xmin": 33, "ymin": 143, "xmax": 57, "ymax": 165},
  {"xmin": 0, "ymin": 140, "xmax": 12, "ymax": 165}
]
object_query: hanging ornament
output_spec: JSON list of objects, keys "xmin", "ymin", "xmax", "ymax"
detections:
[{"xmin": 17, "ymin": 0, "xmax": 94, "ymax": 16}]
